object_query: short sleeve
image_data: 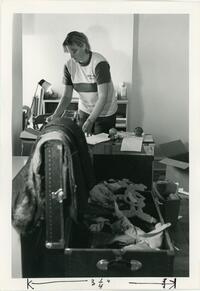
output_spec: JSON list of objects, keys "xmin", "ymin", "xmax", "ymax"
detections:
[
  {"xmin": 63, "ymin": 64, "xmax": 73, "ymax": 85},
  {"xmin": 95, "ymin": 61, "xmax": 111, "ymax": 85}
]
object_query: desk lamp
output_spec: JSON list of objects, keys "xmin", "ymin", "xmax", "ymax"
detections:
[
  {"xmin": 38, "ymin": 79, "xmax": 53, "ymax": 94},
  {"xmin": 30, "ymin": 79, "xmax": 52, "ymax": 129}
]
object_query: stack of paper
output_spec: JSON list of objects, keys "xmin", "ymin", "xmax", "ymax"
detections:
[
  {"xmin": 86, "ymin": 133, "xmax": 110, "ymax": 145},
  {"xmin": 121, "ymin": 136, "xmax": 143, "ymax": 152},
  {"xmin": 20, "ymin": 128, "xmax": 39, "ymax": 140},
  {"xmin": 143, "ymin": 134, "xmax": 153, "ymax": 143}
]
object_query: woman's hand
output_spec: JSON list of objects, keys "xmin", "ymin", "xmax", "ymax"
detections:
[
  {"xmin": 46, "ymin": 85, "xmax": 73, "ymax": 123},
  {"xmin": 82, "ymin": 118, "xmax": 93, "ymax": 136}
]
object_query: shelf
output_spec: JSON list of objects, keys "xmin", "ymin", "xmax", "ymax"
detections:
[
  {"xmin": 115, "ymin": 124, "xmax": 126, "ymax": 129},
  {"xmin": 43, "ymin": 98, "xmax": 128, "ymax": 130},
  {"xmin": 116, "ymin": 117, "xmax": 126, "ymax": 122},
  {"xmin": 116, "ymin": 99, "xmax": 128, "ymax": 104},
  {"xmin": 43, "ymin": 98, "xmax": 128, "ymax": 105},
  {"xmin": 71, "ymin": 98, "xmax": 128, "ymax": 104},
  {"xmin": 43, "ymin": 99, "xmax": 59, "ymax": 102}
]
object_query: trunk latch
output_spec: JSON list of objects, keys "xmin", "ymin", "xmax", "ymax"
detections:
[{"xmin": 51, "ymin": 188, "xmax": 64, "ymax": 203}]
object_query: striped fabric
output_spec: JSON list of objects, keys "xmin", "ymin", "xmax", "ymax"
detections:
[
  {"xmin": 73, "ymin": 83, "xmax": 97, "ymax": 92},
  {"xmin": 63, "ymin": 51, "xmax": 117, "ymax": 117}
]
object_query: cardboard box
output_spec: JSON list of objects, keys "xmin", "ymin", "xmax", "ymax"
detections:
[{"xmin": 159, "ymin": 140, "xmax": 189, "ymax": 192}]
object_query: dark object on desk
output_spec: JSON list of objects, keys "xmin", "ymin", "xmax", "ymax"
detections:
[
  {"xmin": 22, "ymin": 105, "xmax": 31, "ymax": 130},
  {"xmin": 134, "ymin": 126, "xmax": 143, "ymax": 137},
  {"xmin": 108, "ymin": 127, "xmax": 118, "ymax": 140},
  {"xmin": 33, "ymin": 113, "xmax": 50, "ymax": 126}
]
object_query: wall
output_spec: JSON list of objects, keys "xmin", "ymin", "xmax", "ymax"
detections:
[
  {"xmin": 21, "ymin": 14, "xmax": 189, "ymax": 148},
  {"xmin": 11, "ymin": 14, "xmax": 23, "ymax": 276},
  {"xmin": 23, "ymin": 14, "xmax": 189, "ymax": 147},
  {"xmin": 130, "ymin": 14, "xmax": 189, "ymax": 146},
  {"xmin": 12, "ymin": 15, "xmax": 23, "ymax": 155},
  {"xmin": 22, "ymin": 14, "xmax": 133, "ymax": 106},
  {"xmin": 0, "ymin": 5, "xmax": 1, "ymax": 103}
]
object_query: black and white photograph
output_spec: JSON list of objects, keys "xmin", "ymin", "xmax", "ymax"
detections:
[{"xmin": 0, "ymin": 1, "xmax": 200, "ymax": 290}]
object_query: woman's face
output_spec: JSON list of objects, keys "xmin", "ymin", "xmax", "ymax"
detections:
[{"xmin": 66, "ymin": 43, "xmax": 88, "ymax": 63}]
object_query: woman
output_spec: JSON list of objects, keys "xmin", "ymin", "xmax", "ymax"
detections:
[{"xmin": 47, "ymin": 31, "xmax": 117, "ymax": 135}]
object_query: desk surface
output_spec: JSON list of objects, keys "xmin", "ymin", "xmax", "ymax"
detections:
[{"xmin": 91, "ymin": 140, "xmax": 155, "ymax": 156}]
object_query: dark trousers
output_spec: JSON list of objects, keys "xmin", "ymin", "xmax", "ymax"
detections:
[{"xmin": 78, "ymin": 110, "xmax": 116, "ymax": 134}]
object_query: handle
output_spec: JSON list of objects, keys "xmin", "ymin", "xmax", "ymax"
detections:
[{"xmin": 96, "ymin": 258, "xmax": 142, "ymax": 272}]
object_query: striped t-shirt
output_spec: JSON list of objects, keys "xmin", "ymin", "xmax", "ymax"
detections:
[{"xmin": 63, "ymin": 51, "xmax": 117, "ymax": 117}]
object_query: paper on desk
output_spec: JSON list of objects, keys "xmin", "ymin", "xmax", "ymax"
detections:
[
  {"xmin": 20, "ymin": 128, "xmax": 39, "ymax": 140},
  {"xmin": 121, "ymin": 136, "xmax": 143, "ymax": 152},
  {"xmin": 86, "ymin": 133, "xmax": 110, "ymax": 145}
]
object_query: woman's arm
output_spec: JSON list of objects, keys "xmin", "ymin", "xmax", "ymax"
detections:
[
  {"xmin": 47, "ymin": 85, "xmax": 73, "ymax": 121},
  {"xmin": 82, "ymin": 83, "xmax": 108, "ymax": 134}
]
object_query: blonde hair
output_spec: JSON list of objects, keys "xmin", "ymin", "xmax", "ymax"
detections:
[{"xmin": 63, "ymin": 31, "xmax": 91, "ymax": 53}]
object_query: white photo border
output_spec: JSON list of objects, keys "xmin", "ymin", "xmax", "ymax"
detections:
[{"xmin": 1, "ymin": 0, "xmax": 200, "ymax": 290}]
